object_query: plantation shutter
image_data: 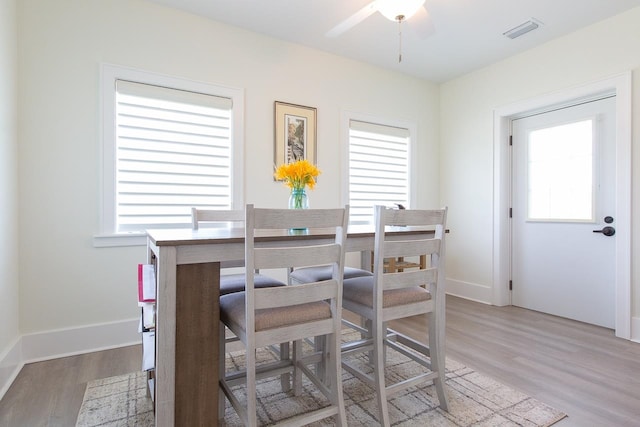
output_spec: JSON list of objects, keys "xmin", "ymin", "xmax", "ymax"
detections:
[
  {"xmin": 348, "ymin": 120, "xmax": 410, "ymax": 224},
  {"xmin": 115, "ymin": 80, "xmax": 233, "ymax": 232}
]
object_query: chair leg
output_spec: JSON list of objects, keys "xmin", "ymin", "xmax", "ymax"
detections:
[
  {"xmin": 428, "ymin": 311, "xmax": 449, "ymax": 411},
  {"xmin": 280, "ymin": 342, "xmax": 291, "ymax": 392},
  {"xmin": 314, "ymin": 335, "xmax": 329, "ymax": 385},
  {"xmin": 327, "ymin": 332, "xmax": 347, "ymax": 427},
  {"xmin": 292, "ymin": 339, "xmax": 303, "ymax": 396},
  {"xmin": 246, "ymin": 345, "xmax": 258, "ymax": 427},
  {"xmin": 291, "ymin": 336, "xmax": 327, "ymax": 392},
  {"xmin": 218, "ymin": 322, "xmax": 226, "ymax": 422},
  {"xmin": 373, "ymin": 319, "xmax": 391, "ymax": 427},
  {"xmin": 364, "ymin": 318, "xmax": 374, "ymax": 365},
  {"xmin": 382, "ymin": 321, "xmax": 389, "ymax": 366}
]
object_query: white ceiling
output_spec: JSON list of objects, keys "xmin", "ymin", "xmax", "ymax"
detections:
[{"xmin": 146, "ymin": 0, "xmax": 640, "ymax": 82}]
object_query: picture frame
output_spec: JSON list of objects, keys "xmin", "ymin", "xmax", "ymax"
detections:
[{"xmin": 274, "ymin": 101, "xmax": 317, "ymax": 168}]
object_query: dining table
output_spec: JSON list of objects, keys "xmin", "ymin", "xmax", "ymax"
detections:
[{"xmin": 146, "ymin": 224, "xmax": 435, "ymax": 427}]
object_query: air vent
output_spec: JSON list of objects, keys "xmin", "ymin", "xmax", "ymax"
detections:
[{"xmin": 503, "ymin": 19, "xmax": 542, "ymax": 39}]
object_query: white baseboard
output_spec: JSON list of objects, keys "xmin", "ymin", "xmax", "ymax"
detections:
[
  {"xmin": 0, "ymin": 318, "xmax": 140, "ymax": 400},
  {"xmin": 631, "ymin": 316, "xmax": 640, "ymax": 343},
  {"xmin": 21, "ymin": 318, "xmax": 141, "ymax": 363},
  {"xmin": 446, "ymin": 278, "xmax": 492, "ymax": 304},
  {"xmin": 0, "ymin": 337, "xmax": 23, "ymax": 401},
  {"xmin": 448, "ymin": 280, "xmax": 640, "ymax": 343}
]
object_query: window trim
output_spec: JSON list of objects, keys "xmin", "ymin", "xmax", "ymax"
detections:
[
  {"xmin": 340, "ymin": 110, "xmax": 417, "ymax": 224},
  {"xmin": 95, "ymin": 64, "xmax": 244, "ymax": 247}
]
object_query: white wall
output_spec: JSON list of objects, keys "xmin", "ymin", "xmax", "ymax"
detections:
[
  {"xmin": 440, "ymin": 8, "xmax": 640, "ymax": 319},
  {"xmin": 16, "ymin": 0, "xmax": 440, "ymax": 336},
  {"xmin": 7, "ymin": 0, "xmax": 640, "ymax": 393},
  {"xmin": 0, "ymin": 0, "xmax": 20, "ymax": 396}
]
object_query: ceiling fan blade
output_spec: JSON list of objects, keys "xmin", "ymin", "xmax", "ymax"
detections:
[
  {"xmin": 408, "ymin": 5, "xmax": 435, "ymax": 39},
  {"xmin": 326, "ymin": 1, "xmax": 378, "ymax": 38}
]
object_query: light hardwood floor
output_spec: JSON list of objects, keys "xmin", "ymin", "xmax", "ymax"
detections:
[
  {"xmin": 392, "ymin": 296, "xmax": 640, "ymax": 427},
  {"xmin": 0, "ymin": 345, "xmax": 141, "ymax": 427},
  {"xmin": 1, "ymin": 296, "xmax": 639, "ymax": 426}
]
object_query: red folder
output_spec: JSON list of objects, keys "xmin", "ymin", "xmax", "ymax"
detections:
[{"xmin": 138, "ymin": 264, "xmax": 156, "ymax": 303}]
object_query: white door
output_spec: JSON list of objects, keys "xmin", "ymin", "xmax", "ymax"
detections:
[{"xmin": 511, "ymin": 97, "xmax": 616, "ymax": 328}]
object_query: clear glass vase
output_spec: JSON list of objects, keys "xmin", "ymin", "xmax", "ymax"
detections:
[{"xmin": 288, "ymin": 188, "xmax": 309, "ymax": 210}]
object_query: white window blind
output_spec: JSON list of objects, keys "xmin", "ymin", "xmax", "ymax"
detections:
[
  {"xmin": 115, "ymin": 80, "xmax": 233, "ymax": 232},
  {"xmin": 348, "ymin": 120, "xmax": 411, "ymax": 225}
]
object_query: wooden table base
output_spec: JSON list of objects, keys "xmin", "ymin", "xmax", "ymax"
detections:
[{"xmin": 175, "ymin": 262, "xmax": 220, "ymax": 426}]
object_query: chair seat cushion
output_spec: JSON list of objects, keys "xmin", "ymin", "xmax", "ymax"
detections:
[
  {"xmin": 220, "ymin": 291, "xmax": 332, "ymax": 332},
  {"xmin": 342, "ymin": 276, "xmax": 431, "ymax": 308},
  {"xmin": 289, "ymin": 266, "xmax": 372, "ymax": 284},
  {"xmin": 220, "ymin": 273, "xmax": 286, "ymax": 295}
]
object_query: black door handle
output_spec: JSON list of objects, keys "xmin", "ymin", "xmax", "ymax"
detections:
[{"xmin": 593, "ymin": 226, "xmax": 615, "ymax": 236}]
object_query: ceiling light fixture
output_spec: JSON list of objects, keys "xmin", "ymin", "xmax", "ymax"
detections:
[
  {"xmin": 376, "ymin": 0, "xmax": 426, "ymax": 63},
  {"xmin": 377, "ymin": 0, "xmax": 425, "ymax": 22},
  {"xmin": 503, "ymin": 18, "xmax": 542, "ymax": 39}
]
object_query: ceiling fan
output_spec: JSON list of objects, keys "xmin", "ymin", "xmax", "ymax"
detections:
[{"xmin": 326, "ymin": 0, "xmax": 434, "ymax": 40}]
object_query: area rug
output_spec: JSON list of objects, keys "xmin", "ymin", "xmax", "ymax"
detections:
[{"xmin": 77, "ymin": 342, "xmax": 567, "ymax": 426}]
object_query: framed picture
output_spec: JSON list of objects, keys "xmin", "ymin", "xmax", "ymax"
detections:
[{"xmin": 274, "ymin": 101, "xmax": 317, "ymax": 167}]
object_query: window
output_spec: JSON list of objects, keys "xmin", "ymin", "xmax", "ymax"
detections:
[
  {"xmin": 347, "ymin": 118, "xmax": 414, "ymax": 225},
  {"xmin": 99, "ymin": 65, "xmax": 244, "ymax": 244},
  {"xmin": 527, "ymin": 119, "xmax": 594, "ymax": 221}
]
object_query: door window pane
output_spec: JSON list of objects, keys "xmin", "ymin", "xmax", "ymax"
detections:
[{"xmin": 527, "ymin": 119, "xmax": 594, "ymax": 221}]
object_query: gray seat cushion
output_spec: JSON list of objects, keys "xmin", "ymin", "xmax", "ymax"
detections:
[
  {"xmin": 220, "ymin": 273, "xmax": 286, "ymax": 295},
  {"xmin": 289, "ymin": 266, "xmax": 372, "ymax": 284},
  {"xmin": 220, "ymin": 292, "xmax": 331, "ymax": 332},
  {"xmin": 342, "ymin": 276, "xmax": 431, "ymax": 309}
]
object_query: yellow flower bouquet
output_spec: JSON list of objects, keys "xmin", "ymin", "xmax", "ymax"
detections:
[{"xmin": 274, "ymin": 159, "xmax": 321, "ymax": 209}]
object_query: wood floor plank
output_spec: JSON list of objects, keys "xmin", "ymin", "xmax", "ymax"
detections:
[
  {"xmin": 392, "ymin": 296, "xmax": 640, "ymax": 427},
  {"xmin": 1, "ymin": 297, "xmax": 639, "ymax": 426},
  {"xmin": 0, "ymin": 345, "xmax": 141, "ymax": 427}
]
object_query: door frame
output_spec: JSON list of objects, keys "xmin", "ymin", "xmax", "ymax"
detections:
[{"xmin": 492, "ymin": 72, "xmax": 632, "ymax": 339}]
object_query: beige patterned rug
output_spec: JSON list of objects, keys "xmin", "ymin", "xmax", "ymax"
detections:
[{"xmin": 77, "ymin": 342, "xmax": 567, "ymax": 426}]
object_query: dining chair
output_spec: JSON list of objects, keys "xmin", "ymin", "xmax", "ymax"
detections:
[
  {"xmin": 340, "ymin": 205, "xmax": 449, "ymax": 426},
  {"xmin": 192, "ymin": 207, "xmax": 290, "ymax": 385},
  {"xmin": 191, "ymin": 208, "xmax": 286, "ymax": 295},
  {"xmin": 218, "ymin": 204, "xmax": 349, "ymax": 426}
]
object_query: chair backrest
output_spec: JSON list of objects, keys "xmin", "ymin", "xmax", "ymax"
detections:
[
  {"xmin": 372, "ymin": 205, "xmax": 447, "ymax": 308},
  {"xmin": 244, "ymin": 204, "xmax": 349, "ymax": 332},
  {"xmin": 191, "ymin": 208, "xmax": 245, "ymax": 268},
  {"xmin": 191, "ymin": 207, "xmax": 244, "ymax": 230}
]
